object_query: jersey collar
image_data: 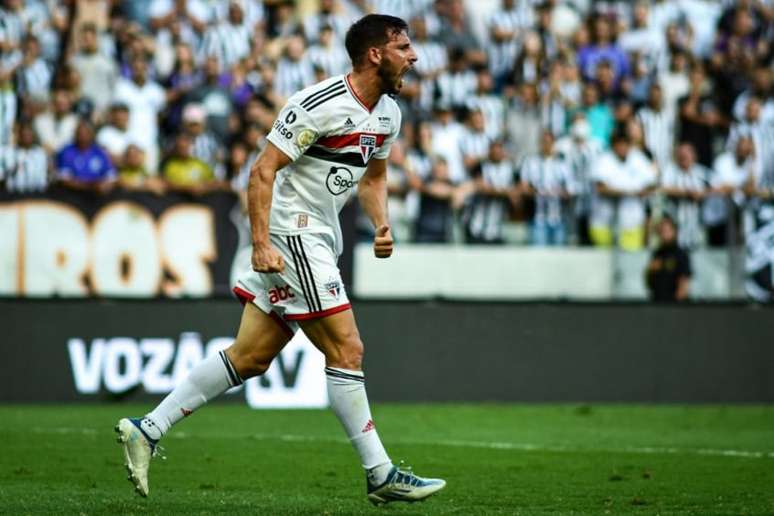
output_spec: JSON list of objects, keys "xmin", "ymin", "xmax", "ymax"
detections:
[{"xmin": 345, "ymin": 74, "xmax": 377, "ymax": 113}]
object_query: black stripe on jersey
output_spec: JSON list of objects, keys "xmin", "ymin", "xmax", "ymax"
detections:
[
  {"xmin": 295, "ymin": 236, "xmax": 323, "ymax": 311},
  {"xmin": 300, "ymin": 81, "xmax": 344, "ymax": 108},
  {"xmin": 286, "ymin": 236, "xmax": 316, "ymax": 312},
  {"xmin": 219, "ymin": 350, "xmax": 243, "ymax": 386},
  {"xmin": 324, "ymin": 367, "xmax": 365, "ymax": 383},
  {"xmin": 305, "ymin": 146, "xmax": 366, "ymax": 167},
  {"xmin": 305, "ymin": 88, "xmax": 347, "ymax": 112}
]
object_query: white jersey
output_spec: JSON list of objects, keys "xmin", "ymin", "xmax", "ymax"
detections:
[{"xmin": 266, "ymin": 74, "xmax": 401, "ymax": 255}]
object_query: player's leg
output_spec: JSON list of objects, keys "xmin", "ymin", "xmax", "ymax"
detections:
[
  {"xmin": 299, "ymin": 309, "xmax": 446, "ymax": 505},
  {"xmin": 116, "ymin": 302, "xmax": 292, "ymax": 496}
]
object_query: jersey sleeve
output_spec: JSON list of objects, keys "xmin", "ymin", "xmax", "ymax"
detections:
[
  {"xmin": 372, "ymin": 105, "xmax": 402, "ymax": 160},
  {"xmin": 266, "ymin": 102, "xmax": 321, "ymax": 162}
]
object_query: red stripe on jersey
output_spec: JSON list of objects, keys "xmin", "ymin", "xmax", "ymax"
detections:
[{"xmin": 317, "ymin": 133, "xmax": 387, "ymax": 149}]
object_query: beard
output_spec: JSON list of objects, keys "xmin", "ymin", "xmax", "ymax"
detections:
[{"xmin": 377, "ymin": 63, "xmax": 402, "ymax": 95}]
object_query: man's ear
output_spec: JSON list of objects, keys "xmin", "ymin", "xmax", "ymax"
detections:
[{"xmin": 366, "ymin": 46, "xmax": 382, "ymax": 67}]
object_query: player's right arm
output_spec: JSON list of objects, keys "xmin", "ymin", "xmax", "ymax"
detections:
[
  {"xmin": 248, "ymin": 142, "xmax": 291, "ymax": 273},
  {"xmin": 248, "ymin": 99, "xmax": 321, "ymax": 273}
]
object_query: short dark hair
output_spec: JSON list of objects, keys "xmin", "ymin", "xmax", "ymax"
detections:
[{"xmin": 345, "ymin": 14, "xmax": 408, "ymax": 67}]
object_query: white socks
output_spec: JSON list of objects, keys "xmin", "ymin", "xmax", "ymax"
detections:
[
  {"xmin": 143, "ymin": 350, "xmax": 242, "ymax": 440},
  {"xmin": 325, "ymin": 367, "xmax": 392, "ymax": 484}
]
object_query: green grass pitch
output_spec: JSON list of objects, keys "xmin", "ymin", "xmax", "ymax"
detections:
[{"xmin": 1, "ymin": 404, "xmax": 773, "ymax": 515}]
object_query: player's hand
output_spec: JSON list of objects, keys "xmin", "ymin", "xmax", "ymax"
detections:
[
  {"xmin": 252, "ymin": 243, "xmax": 285, "ymax": 273},
  {"xmin": 374, "ymin": 224, "xmax": 393, "ymax": 259}
]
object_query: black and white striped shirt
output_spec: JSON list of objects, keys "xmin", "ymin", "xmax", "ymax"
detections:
[
  {"xmin": 460, "ymin": 128, "xmax": 491, "ymax": 167},
  {"xmin": 274, "ymin": 57, "xmax": 317, "ymax": 100},
  {"xmin": 305, "ymin": 43, "xmax": 350, "ymax": 79},
  {"xmin": 554, "ymin": 135, "xmax": 603, "ymax": 216},
  {"xmin": 0, "ymin": 8, "xmax": 24, "ymax": 49},
  {"xmin": 466, "ymin": 160, "xmax": 515, "ymax": 242},
  {"xmin": 15, "ymin": 58, "xmax": 51, "ymax": 100},
  {"xmin": 661, "ymin": 163, "xmax": 708, "ymax": 248},
  {"xmin": 199, "ymin": 22, "xmax": 251, "ymax": 69},
  {"xmin": 636, "ymin": 106, "xmax": 675, "ymax": 169},
  {"xmin": 435, "ymin": 70, "xmax": 478, "ymax": 110},
  {"xmin": 727, "ymin": 120, "xmax": 774, "ymax": 182},
  {"xmin": 520, "ymin": 153, "xmax": 575, "ymax": 224},
  {"xmin": 191, "ymin": 131, "xmax": 223, "ymax": 177},
  {"xmin": 466, "ymin": 94, "xmax": 507, "ymax": 140},
  {"xmin": 0, "ymin": 145, "xmax": 49, "ymax": 193},
  {"xmin": 367, "ymin": 0, "xmax": 433, "ymax": 21}
]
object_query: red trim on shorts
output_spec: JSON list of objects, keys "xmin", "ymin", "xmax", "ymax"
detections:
[
  {"xmin": 284, "ymin": 303, "xmax": 352, "ymax": 321},
  {"xmin": 316, "ymin": 133, "xmax": 387, "ymax": 149},
  {"xmin": 232, "ymin": 285, "xmax": 295, "ymax": 338},
  {"xmin": 270, "ymin": 311, "xmax": 296, "ymax": 338},
  {"xmin": 232, "ymin": 285, "xmax": 255, "ymax": 305}
]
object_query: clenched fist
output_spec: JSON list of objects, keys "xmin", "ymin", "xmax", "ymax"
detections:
[
  {"xmin": 252, "ymin": 243, "xmax": 285, "ymax": 273},
  {"xmin": 373, "ymin": 225, "xmax": 393, "ymax": 258}
]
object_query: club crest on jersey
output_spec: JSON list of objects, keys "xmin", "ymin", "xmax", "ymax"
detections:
[
  {"xmin": 325, "ymin": 278, "xmax": 341, "ymax": 299},
  {"xmin": 359, "ymin": 134, "xmax": 377, "ymax": 164}
]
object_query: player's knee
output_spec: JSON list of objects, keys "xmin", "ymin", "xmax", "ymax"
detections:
[
  {"xmin": 336, "ymin": 332, "xmax": 364, "ymax": 370},
  {"xmin": 228, "ymin": 347, "xmax": 271, "ymax": 379}
]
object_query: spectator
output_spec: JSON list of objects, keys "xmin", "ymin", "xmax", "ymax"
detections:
[
  {"xmin": 408, "ymin": 16, "xmax": 447, "ymax": 114},
  {"xmin": 520, "ymin": 130, "xmax": 575, "ymax": 246},
  {"xmin": 636, "ymin": 83, "xmax": 674, "ymax": 169},
  {"xmin": 658, "ymin": 50, "xmax": 690, "ymax": 118},
  {"xmin": 181, "ymin": 103, "xmax": 223, "ymax": 179},
  {"xmin": 660, "ymin": 143, "xmax": 708, "ymax": 248},
  {"xmin": 464, "ymin": 140, "xmax": 518, "ymax": 244},
  {"xmin": 618, "ymin": 1, "xmax": 666, "ymax": 73},
  {"xmin": 305, "ymin": 24, "xmax": 349, "ymax": 79},
  {"xmin": 200, "ymin": 1, "xmax": 251, "ymax": 69},
  {"xmin": 56, "ymin": 119, "xmax": 115, "ymax": 186},
  {"xmin": 574, "ymin": 81, "xmax": 614, "ymax": 148},
  {"xmin": 303, "ymin": 0, "xmax": 350, "ymax": 44},
  {"xmin": 677, "ymin": 65, "xmax": 722, "ymax": 168},
  {"xmin": 577, "ymin": 14, "xmax": 629, "ymax": 85},
  {"xmin": 0, "ymin": 122, "xmax": 49, "ymax": 192},
  {"xmin": 486, "ymin": 0, "xmax": 527, "ymax": 86},
  {"xmin": 727, "ymin": 96, "xmax": 774, "ymax": 182},
  {"xmin": 732, "ymin": 66, "xmax": 773, "ymax": 125},
  {"xmin": 161, "ymin": 132, "xmax": 214, "ymax": 190},
  {"xmin": 71, "ymin": 23, "xmax": 117, "ymax": 116},
  {"xmin": 590, "ymin": 131, "xmax": 657, "ymax": 250},
  {"xmin": 274, "ymin": 35, "xmax": 315, "ymax": 100},
  {"xmin": 704, "ymin": 135, "xmax": 756, "ymax": 247},
  {"xmin": 33, "ymin": 88, "xmax": 78, "ymax": 154},
  {"xmin": 435, "ymin": 48, "xmax": 477, "ymax": 112},
  {"xmin": 15, "ymin": 35, "xmax": 51, "ymax": 110},
  {"xmin": 645, "ymin": 215, "xmax": 692, "ymax": 302},
  {"xmin": 114, "ymin": 55, "xmax": 166, "ymax": 171},
  {"xmin": 506, "ymin": 82, "xmax": 542, "ymax": 162},
  {"xmin": 430, "ymin": 103, "xmax": 467, "ymax": 184},
  {"xmin": 467, "ymin": 68, "xmax": 506, "ymax": 140},
  {"xmin": 414, "ymin": 161, "xmax": 456, "ymax": 244},
  {"xmin": 460, "ymin": 108, "xmax": 491, "ymax": 173},
  {"xmin": 117, "ymin": 144, "xmax": 150, "ymax": 187},
  {"xmin": 438, "ymin": 0, "xmax": 486, "ymax": 66},
  {"xmin": 555, "ymin": 115, "xmax": 603, "ymax": 245},
  {"xmin": 96, "ymin": 102, "xmax": 133, "ymax": 167}
]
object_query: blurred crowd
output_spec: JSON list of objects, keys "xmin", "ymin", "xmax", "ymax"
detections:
[{"xmin": 0, "ymin": 0, "xmax": 772, "ymax": 250}]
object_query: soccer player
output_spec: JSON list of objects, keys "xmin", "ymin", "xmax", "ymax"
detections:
[{"xmin": 115, "ymin": 14, "xmax": 446, "ymax": 506}]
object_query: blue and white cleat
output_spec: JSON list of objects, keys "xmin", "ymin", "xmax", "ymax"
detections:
[
  {"xmin": 367, "ymin": 464, "xmax": 446, "ymax": 505},
  {"xmin": 114, "ymin": 418, "xmax": 160, "ymax": 497}
]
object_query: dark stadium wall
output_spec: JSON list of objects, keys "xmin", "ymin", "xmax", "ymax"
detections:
[{"xmin": 1, "ymin": 300, "xmax": 773, "ymax": 403}]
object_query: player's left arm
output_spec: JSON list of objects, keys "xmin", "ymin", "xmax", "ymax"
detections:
[{"xmin": 358, "ymin": 157, "xmax": 392, "ymax": 258}]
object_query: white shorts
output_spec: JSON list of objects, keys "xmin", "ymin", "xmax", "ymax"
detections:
[{"xmin": 232, "ymin": 232, "xmax": 351, "ymax": 336}]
